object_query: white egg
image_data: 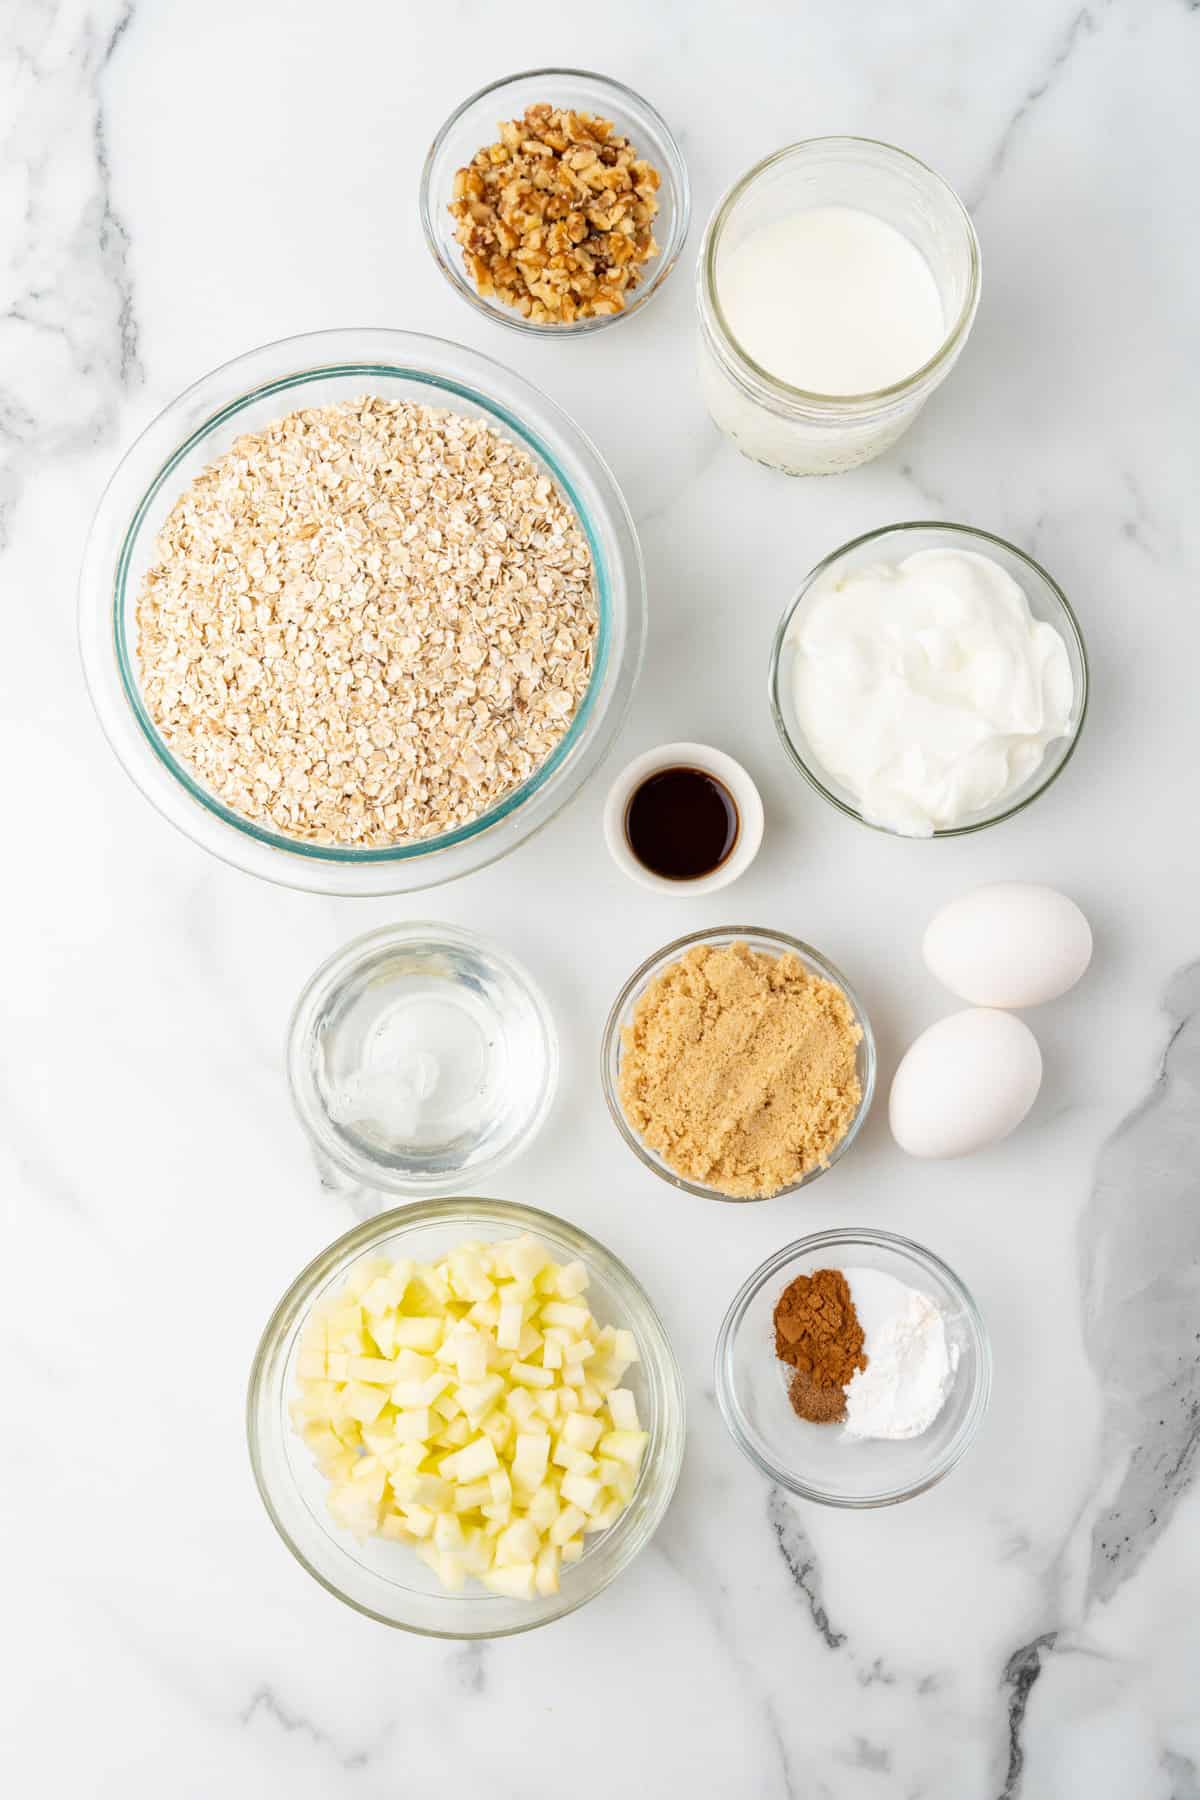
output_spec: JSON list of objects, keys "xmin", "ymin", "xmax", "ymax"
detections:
[
  {"xmin": 889, "ymin": 1008, "xmax": 1042, "ymax": 1159},
  {"xmin": 923, "ymin": 882, "xmax": 1092, "ymax": 1009}
]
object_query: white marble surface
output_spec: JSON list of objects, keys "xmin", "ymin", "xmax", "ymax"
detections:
[{"xmin": 5, "ymin": 1, "xmax": 1199, "ymax": 1794}]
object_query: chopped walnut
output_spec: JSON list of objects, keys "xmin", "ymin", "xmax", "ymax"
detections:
[{"xmin": 449, "ymin": 103, "xmax": 661, "ymax": 324}]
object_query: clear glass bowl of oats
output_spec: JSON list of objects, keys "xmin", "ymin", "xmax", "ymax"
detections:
[
  {"xmin": 420, "ymin": 69, "xmax": 690, "ymax": 335},
  {"xmin": 78, "ymin": 329, "xmax": 646, "ymax": 895}
]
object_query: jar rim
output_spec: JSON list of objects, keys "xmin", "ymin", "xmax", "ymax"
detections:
[{"xmin": 699, "ymin": 136, "xmax": 982, "ymax": 411}]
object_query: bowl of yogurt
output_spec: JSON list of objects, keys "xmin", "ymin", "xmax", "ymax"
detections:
[
  {"xmin": 768, "ymin": 522, "xmax": 1089, "ymax": 838},
  {"xmin": 714, "ymin": 1228, "xmax": 991, "ymax": 1505}
]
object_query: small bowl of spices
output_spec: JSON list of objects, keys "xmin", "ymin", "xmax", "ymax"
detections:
[
  {"xmin": 421, "ymin": 69, "xmax": 690, "ymax": 334},
  {"xmin": 603, "ymin": 742, "xmax": 764, "ymax": 894},
  {"xmin": 715, "ymin": 1228, "xmax": 991, "ymax": 1505},
  {"xmin": 601, "ymin": 929, "xmax": 875, "ymax": 1202}
]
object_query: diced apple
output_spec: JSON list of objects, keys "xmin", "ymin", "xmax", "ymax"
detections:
[
  {"xmin": 504, "ymin": 1386, "xmax": 537, "ymax": 1427},
  {"xmin": 597, "ymin": 1429, "xmax": 648, "ymax": 1468},
  {"xmin": 501, "ymin": 1235, "xmax": 549, "ymax": 1283},
  {"xmin": 393, "ymin": 1317, "xmax": 443, "ymax": 1350},
  {"xmin": 344, "ymin": 1381, "xmax": 389, "ymax": 1424},
  {"xmin": 539, "ymin": 1302, "xmax": 590, "ymax": 1332},
  {"xmin": 607, "ymin": 1389, "xmax": 640, "ymax": 1432},
  {"xmin": 496, "ymin": 1298, "xmax": 524, "ymax": 1350},
  {"xmin": 560, "ymin": 1473, "xmax": 605, "ymax": 1514},
  {"xmin": 535, "ymin": 1544, "xmax": 561, "ymax": 1596},
  {"xmin": 390, "ymin": 1472, "xmax": 453, "ymax": 1510},
  {"xmin": 291, "ymin": 1237, "xmax": 646, "ymax": 1599},
  {"xmin": 510, "ymin": 1361, "xmax": 554, "ymax": 1389},
  {"xmin": 561, "ymin": 1413, "xmax": 604, "ymax": 1453},
  {"xmin": 452, "ymin": 1480, "xmax": 492, "ymax": 1512},
  {"xmin": 434, "ymin": 1512, "xmax": 465, "ymax": 1552},
  {"xmin": 480, "ymin": 1413, "xmax": 513, "ymax": 1456},
  {"xmin": 481, "ymin": 1563, "xmax": 536, "ymax": 1600},
  {"xmin": 399, "ymin": 1504, "xmax": 435, "ymax": 1539},
  {"xmin": 511, "ymin": 1432, "xmax": 550, "ymax": 1492},
  {"xmin": 526, "ymin": 1483, "xmax": 561, "ymax": 1532},
  {"xmin": 442, "ymin": 1434, "xmax": 499, "ymax": 1483},
  {"xmin": 494, "ymin": 1518, "xmax": 540, "ymax": 1567},
  {"xmin": 391, "ymin": 1408, "xmax": 432, "ymax": 1444},
  {"xmin": 532, "ymin": 1388, "xmax": 559, "ymax": 1423},
  {"xmin": 551, "ymin": 1442, "xmax": 596, "ymax": 1477},
  {"xmin": 549, "ymin": 1504, "xmax": 588, "ymax": 1545},
  {"xmin": 583, "ymin": 1497, "xmax": 624, "ymax": 1533},
  {"xmin": 457, "ymin": 1375, "xmax": 504, "ymax": 1424}
]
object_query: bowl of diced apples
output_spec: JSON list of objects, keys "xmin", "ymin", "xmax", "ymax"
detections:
[{"xmin": 248, "ymin": 1197, "xmax": 686, "ymax": 1636}]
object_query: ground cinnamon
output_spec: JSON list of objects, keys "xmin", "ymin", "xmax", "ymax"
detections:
[{"xmin": 773, "ymin": 1268, "xmax": 867, "ymax": 1424}]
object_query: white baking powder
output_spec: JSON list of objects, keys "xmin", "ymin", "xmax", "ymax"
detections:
[{"xmin": 842, "ymin": 1267, "xmax": 958, "ymax": 1440}]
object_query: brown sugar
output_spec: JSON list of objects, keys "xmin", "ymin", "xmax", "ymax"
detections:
[{"xmin": 617, "ymin": 941, "xmax": 863, "ymax": 1199}]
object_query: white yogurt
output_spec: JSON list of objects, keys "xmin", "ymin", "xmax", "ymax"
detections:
[
  {"xmin": 842, "ymin": 1268, "xmax": 957, "ymax": 1440},
  {"xmin": 720, "ymin": 205, "xmax": 946, "ymax": 395},
  {"xmin": 788, "ymin": 548, "xmax": 1075, "ymax": 836}
]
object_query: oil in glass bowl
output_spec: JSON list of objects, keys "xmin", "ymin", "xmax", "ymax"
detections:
[{"xmin": 288, "ymin": 924, "xmax": 557, "ymax": 1194}]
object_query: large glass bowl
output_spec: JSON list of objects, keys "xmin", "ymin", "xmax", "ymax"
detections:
[
  {"xmin": 600, "ymin": 927, "xmax": 876, "ymax": 1202},
  {"xmin": 420, "ymin": 68, "xmax": 689, "ymax": 337},
  {"xmin": 769, "ymin": 522, "xmax": 1088, "ymax": 837},
  {"xmin": 78, "ymin": 329, "xmax": 646, "ymax": 895},
  {"xmin": 247, "ymin": 1198, "xmax": 686, "ymax": 1637},
  {"xmin": 715, "ymin": 1228, "xmax": 990, "ymax": 1505}
]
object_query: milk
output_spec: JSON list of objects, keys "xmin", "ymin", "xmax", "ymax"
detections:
[{"xmin": 718, "ymin": 205, "xmax": 946, "ymax": 396}]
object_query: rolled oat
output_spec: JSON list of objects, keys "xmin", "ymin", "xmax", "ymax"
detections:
[{"xmin": 135, "ymin": 396, "xmax": 597, "ymax": 848}]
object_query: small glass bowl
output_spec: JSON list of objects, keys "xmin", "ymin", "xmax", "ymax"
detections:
[
  {"xmin": 715, "ymin": 1228, "xmax": 990, "ymax": 1505},
  {"xmin": 247, "ymin": 1197, "xmax": 686, "ymax": 1637},
  {"xmin": 78, "ymin": 328, "xmax": 646, "ymax": 895},
  {"xmin": 600, "ymin": 927, "xmax": 876, "ymax": 1203},
  {"xmin": 769, "ymin": 521, "xmax": 1089, "ymax": 837},
  {"xmin": 287, "ymin": 923, "xmax": 558, "ymax": 1195},
  {"xmin": 420, "ymin": 68, "xmax": 690, "ymax": 336}
]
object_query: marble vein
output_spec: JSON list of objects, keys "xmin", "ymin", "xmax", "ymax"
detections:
[
  {"xmin": 996, "ymin": 962, "xmax": 1200, "ymax": 1795},
  {"xmin": 0, "ymin": 0, "xmax": 140, "ymax": 540},
  {"xmin": 766, "ymin": 1487, "xmax": 846, "ymax": 1651},
  {"xmin": 968, "ymin": 6, "xmax": 1106, "ymax": 211},
  {"xmin": 240, "ymin": 1684, "xmax": 379, "ymax": 1771}
]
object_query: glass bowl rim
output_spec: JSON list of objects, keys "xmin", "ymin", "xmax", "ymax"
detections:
[
  {"xmin": 105, "ymin": 334, "xmax": 619, "ymax": 865},
  {"xmin": 419, "ymin": 66, "xmax": 692, "ymax": 338},
  {"xmin": 600, "ymin": 925, "xmax": 877, "ymax": 1203},
  {"xmin": 246, "ymin": 1195, "xmax": 687, "ymax": 1637},
  {"xmin": 700, "ymin": 136, "xmax": 981, "ymax": 407},
  {"xmin": 285, "ymin": 920, "xmax": 560, "ymax": 1194},
  {"xmin": 714, "ymin": 1225, "xmax": 992, "ymax": 1507},
  {"xmin": 768, "ymin": 519, "xmax": 1090, "ymax": 838}
]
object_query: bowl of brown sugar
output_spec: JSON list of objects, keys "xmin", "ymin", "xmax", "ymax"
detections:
[{"xmin": 601, "ymin": 928, "xmax": 876, "ymax": 1202}]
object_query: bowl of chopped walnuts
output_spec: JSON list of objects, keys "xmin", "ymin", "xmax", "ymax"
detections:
[
  {"xmin": 421, "ymin": 69, "xmax": 690, "ymax": 333},
  {"xmin": 79, "ymin": 328, "xmax": 647, "ymax": 895}
]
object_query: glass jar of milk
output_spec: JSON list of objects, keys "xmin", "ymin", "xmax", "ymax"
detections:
[{"xmin": 696, "ymin": 138, "xmax": 981, "ymax": 475}]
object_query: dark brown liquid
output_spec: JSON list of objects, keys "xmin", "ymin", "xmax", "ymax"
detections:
[{"xmin": 625, "ymin": 766, "xmax": 740, "ymax": 881}]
